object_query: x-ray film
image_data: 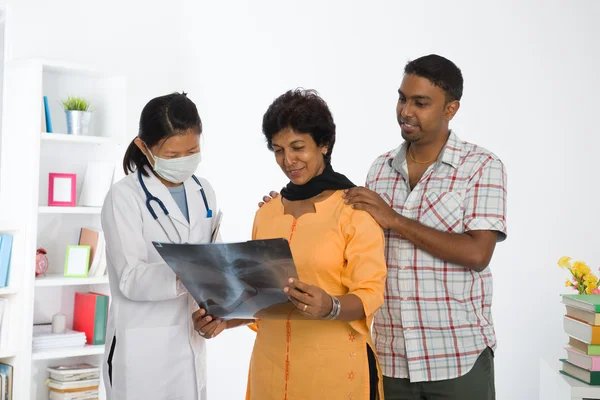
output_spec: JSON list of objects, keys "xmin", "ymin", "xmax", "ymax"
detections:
[{"xmin": 153, "ymin": 238, "xmax": 298, "ymax": 319}]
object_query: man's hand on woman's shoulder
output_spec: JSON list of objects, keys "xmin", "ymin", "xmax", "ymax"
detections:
[{"xmin": 258, "ymin": 190, "xmax": 280, "ymax": 208}]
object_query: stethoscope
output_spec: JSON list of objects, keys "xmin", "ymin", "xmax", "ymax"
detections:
[{"xmin": 138, "ymin": 169, "xmax": 212, "ymax": 243}]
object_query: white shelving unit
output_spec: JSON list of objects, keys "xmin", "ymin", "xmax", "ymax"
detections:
[
  {"xmin": 35, "ymin": 274, "xmax": 109, "ymax": 288},
  {"xmin": 40, "ymin": 132, "xmax": 110, "ymax": 145},
  {"xmin": 0, "ymin": 349, "xmax": 17, "ymax": 359},
  {"xmin": 32, "ymin": 345, "xmax": 105, "ymax": 361},
  {"xmin": 0, "ymin": 222, "xmax": 25, "ymax": 399},
  {"xmin": 0, "ymin": 58, "xmax": 125, "ymax": 400},
  {"xmin": 38, "ymin": 206, "xmax": 102, "ymax": 215},
  {"xmin": 0, "ymin": 286, "xmax": 18, "ymax": 295}
]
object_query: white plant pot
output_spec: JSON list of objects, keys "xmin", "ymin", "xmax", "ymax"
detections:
[{"xmin": 66, "ymin": 110, "xmax": 92, "ymax": 135}]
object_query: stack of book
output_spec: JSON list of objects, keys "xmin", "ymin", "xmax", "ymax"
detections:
[
  {"xmin": 73, "ymin": 292, "xmax": 108, "ymax": 345},
  {"xmin": 561, "ymin": 294, "xmax": 600, "ymax": 384},
  {"xmin": 46, "ymin": 363, "xmax": 100, "ymax": 400},
  {"xmin": 32, "ymin": 325, "xmax": 86, "ymax": 351}
]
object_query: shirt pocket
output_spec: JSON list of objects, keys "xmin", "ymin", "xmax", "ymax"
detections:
[{"xmin": 419, "ymin": 191, "xmax": 464, "ymax": 233}]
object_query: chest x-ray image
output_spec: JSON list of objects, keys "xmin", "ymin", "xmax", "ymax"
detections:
[{"xmin": 153, "ymin": 238, "xmax": 298, "ymax": 319}]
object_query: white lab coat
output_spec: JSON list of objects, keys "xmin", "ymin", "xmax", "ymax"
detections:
[{"xmin": 100, "ymin": 165, "xmax": 217, "ymax": 400}]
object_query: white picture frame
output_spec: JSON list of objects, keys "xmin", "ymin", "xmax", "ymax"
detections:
[{"xmin": 78, "ymin": 161, "xmax": 115, "ymax": 207}]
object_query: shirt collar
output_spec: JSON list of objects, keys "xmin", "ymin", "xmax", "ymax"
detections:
[{"xmin": 391, "ymin": 130, "xmax": 463, "ymax": 173}]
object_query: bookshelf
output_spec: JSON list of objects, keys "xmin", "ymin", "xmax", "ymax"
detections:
[
  {"xmin": 35, "ymin": 274, "xmax": 108, "ymax": 288},
  {"xmin": 0, "ymin": 286, "xmax": 18, "ymax": 295},
  {"xmin": 0, "ymin": 223, "xmax": 27, "ymax": 399},
  {"xmin": 40, "ymin": 132, "xmax": 109, "ymax": 145},
  {"xmin": 0, "ymin": 59, "xmax": 125, "ymax": 400},
  {"xmin": 38, "ymin": 206, "xmax": 102, "ymax": 215},
  {"xmin": 32, "ymin": 344, "xmax": 105, "ymax": 361},
  {"xmin": 0, "ymin": 348, "xmax": 16, "ymax": 359}
]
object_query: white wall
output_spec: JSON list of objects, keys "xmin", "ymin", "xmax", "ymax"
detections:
[
  {"xmin": 180, "ymin": 1, "xmax": 600, "ymax": 399},
  {"xmin": 4, "ymin": 0, "xmax": 600, "ymax": 399}
]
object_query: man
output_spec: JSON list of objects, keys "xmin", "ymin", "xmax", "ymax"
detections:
[{"xmin": 343, "ymin": 54, "xmax": 507, "ymax": 399}]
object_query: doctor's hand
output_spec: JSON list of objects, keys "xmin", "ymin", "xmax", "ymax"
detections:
[
  {"xmin": 192, "ymin": 309, "xmax": 227, "ymax": 339},
  {"xmin": 258, "ymin": 190, "xmax": 280, "ymax": 208},
  {"xmin": 284, "ymin": 278, "xmax": 333, "ymax": 319}
]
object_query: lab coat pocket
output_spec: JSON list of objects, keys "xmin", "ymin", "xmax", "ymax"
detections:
[
  {"xmin": 192, "ymin": 216, "xmax": 213, "ymax": 244},
  {"xmin": 125, "ymin": 324, "xmax": 195, "ymax": 400},
  {"xmin": 419, "ymin": 191, "xmax": 464, "ymax": 233}
]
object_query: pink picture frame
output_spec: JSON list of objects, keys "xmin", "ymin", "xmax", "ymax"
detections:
[{"xmin": 48, "ymin": 173, "xmax": 77, "ymax": 207}]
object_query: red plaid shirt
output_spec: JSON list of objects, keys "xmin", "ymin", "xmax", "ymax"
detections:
[{"xmin": 366, "ymin": 132, "xmax": 507, "ymax": 382}]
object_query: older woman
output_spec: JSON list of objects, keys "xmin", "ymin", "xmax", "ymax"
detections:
[{"xmin": 194, "ymin": 89, "xmax": 387, "ymax": 400}]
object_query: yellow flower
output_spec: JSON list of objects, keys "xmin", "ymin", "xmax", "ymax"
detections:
[
  {"xmin": 584, "ymin": 273, "xmax": 598, "ymax": 284},
  {"xmin": 587, "ymin": 283, "xmax": 598, "ymax": 294},
  {"xmin": 572, "ymin": 261, "xmax": 591, "ymax": 277},
  {"xmin": 558, "ymin": 256, "xmax": 572, "ymax": 268},
  {"xmin": 584, "ymin": 271, "xmax": 596, "ymax": 279},
  {"xmin": 565, "ymin": 280, "xmax": 573, "ymax": 287}
]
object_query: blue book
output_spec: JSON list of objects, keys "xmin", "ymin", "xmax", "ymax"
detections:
[
  {"xmin": 0, "ymin": 234, "xmax": 12, "ymax": 288},
  {"xmin": 0, "ymin": 362, "xmax": 13, "ymax": 399},
  {"xmin": 43, "ymin": 96, "xmax": 53, "ymax": 133}
]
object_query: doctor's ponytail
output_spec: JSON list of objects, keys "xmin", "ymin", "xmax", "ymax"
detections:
[
  {"xmin": 123, "ymin": 139, "xmax": 149, "ymax": 176},
  {"xmin": 122, "ymin": 92, "xmax": 202, "ymax": 176}
]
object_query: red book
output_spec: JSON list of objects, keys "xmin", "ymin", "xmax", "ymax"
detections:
[{"xmin": 73, "ymin": 292, "xmax": 109, "ymax": 345}]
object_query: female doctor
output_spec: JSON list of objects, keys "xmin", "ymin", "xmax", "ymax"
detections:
[{"xmin": 101, "ymin": 92, "xmax": 216, "ymax": 400}]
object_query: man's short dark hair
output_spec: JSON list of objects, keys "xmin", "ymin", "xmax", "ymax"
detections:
[{"xmin": 404, "ymin": 54, "xmax": 463, "ymax": 102}]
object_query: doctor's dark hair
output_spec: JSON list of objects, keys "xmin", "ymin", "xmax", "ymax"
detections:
[
  {"xmin": 262, "ymin": 88, "xmax": 336, "ymax": 163},
  {"xmin": 404, "ymin": 54, "xmax": 463, "ymax": 102},
  {"xmin": 123, "ymin": 92, "xmax": 202, "ymax": 176}
]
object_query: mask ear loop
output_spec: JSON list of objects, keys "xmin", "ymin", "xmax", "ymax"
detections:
[
  {"xmin": 144, "ymin": 143, "xmax": 158, "ymax": 166},
  {"xmin": 199, "ymin": 133, "xmax": 205, "ymax": 161}
]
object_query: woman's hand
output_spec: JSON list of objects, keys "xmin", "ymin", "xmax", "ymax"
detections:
[
  {"xmin": 284, "ymin": 278, "xmax": 333, "ymax": 319},
  {"xmin": 192, "ymin": 308, "xmax": 227, "ymax": 339}
]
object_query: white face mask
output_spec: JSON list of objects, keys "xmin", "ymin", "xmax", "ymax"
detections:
[{"xmin": 145, "ymin": 146, "xmax": 202, "ymax": 184}]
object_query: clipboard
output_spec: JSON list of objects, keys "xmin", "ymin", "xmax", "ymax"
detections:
[{"xmin": 211, "ymin": 210, "xmax": 223, "ymax": 243}]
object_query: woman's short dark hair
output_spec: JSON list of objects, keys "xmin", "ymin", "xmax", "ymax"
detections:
[
  {"xmin": 123, "ymin": 92, "xmax": 202, "ymax": 176},
  {"xmin": 262, "ymin": 89, "xmax": 336, "ymax": 163},
  {"xmin": 404, "ymin": 54, "xmax": 463, "ymax": 102}
]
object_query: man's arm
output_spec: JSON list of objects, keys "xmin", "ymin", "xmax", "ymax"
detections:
[
  {"xmin": 345, "ymin": 158, "xmax": 507, "ymax": 272},
  {"xmin": 390, "ymin": 213, "xmax": 497, "ymax": 272},
  {"xmin": 343, "ymin": 187, "xmax": 496, "ymax": 272}
]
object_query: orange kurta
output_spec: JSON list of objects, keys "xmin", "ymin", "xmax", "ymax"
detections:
[{"xmin": 246, "ymin": 190, "xmax": 387, "ymax": 400}]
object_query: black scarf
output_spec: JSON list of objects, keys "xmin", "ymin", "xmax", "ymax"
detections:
[{"xmin": 280, "ymin": 163, "xmax": 356, "ymax": 201}]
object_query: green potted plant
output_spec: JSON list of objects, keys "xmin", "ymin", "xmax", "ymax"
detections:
[{"xmin": 61, "ymin": 96, "xmax": 92, "ymax": 135}]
